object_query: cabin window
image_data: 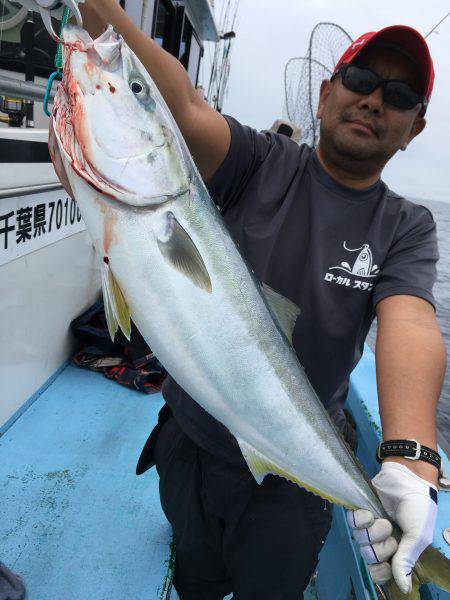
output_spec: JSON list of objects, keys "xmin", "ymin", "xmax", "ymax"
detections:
[
  {"xmin": 0, "ymin": 4, "xmax": 57, "ymax": 78},
  {"xmin": 187, "ymin": 32, "xmax": 202, "ymax": 86},
  {"xmin": 153, "ymin": 0, "xmax": 174, "ymax": 50},
  {"xmin": 179, "ymin": 16, "xmax": 192, "ymax": 69},
  {"xmin": 178, "ymin": 16, "xmax": 202, "ymax": 86}
]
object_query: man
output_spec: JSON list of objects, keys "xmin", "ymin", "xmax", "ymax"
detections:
[{"xmin": 79, "ymin": 4, "xmax": 447, "ymax": 598}]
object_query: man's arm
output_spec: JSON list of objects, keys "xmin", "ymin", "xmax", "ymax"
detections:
[
  {"xmin": 375, "ymin": 294, "xmax": 446, "ymax": 485},
  {"xmin": 348, "ymin": 294, "xmax": 446, "ymax": 593},
  {"xmin": 80, "ymin": 0, "xmax": 230, "ymax": 182}
]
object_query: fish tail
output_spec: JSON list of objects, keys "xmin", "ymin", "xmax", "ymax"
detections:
[
  {"xmin": 383, "ymin": 545, "xmax": 450, "ymax": 599},
  {"xmin": 384, "ymin": 576, "xmax": 420, "ymax": 600},
  {"xmin": 414, "ymin": 545, "xmax": 450, "ymax": 592}
]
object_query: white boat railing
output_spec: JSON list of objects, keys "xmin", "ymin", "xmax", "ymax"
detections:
[{"xmin": 0, "ymin": 74, "xmax": 55, "ymax": 104}]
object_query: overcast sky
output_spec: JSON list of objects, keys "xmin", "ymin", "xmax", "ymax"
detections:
[{"xmin": 202, "ymin": 0, "xmax": 450, "ymax": 204}]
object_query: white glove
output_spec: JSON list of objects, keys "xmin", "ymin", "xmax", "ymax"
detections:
[{"xmin": 347, "ymin": 461, "xmax": 438, "ymax": 594}]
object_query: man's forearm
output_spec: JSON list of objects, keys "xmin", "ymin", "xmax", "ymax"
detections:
[{"xmin": 375, "ymin": 295, "xmax": 446, "ymax": 484}]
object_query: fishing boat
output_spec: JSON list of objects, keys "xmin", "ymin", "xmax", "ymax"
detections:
[{"xmin": 0, "ymin": 2, "xmax": 449, "ymax": 598}]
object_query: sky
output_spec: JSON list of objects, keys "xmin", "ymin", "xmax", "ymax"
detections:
[{"xmin": 201, "ymin": 0, "xmax": 450, "ymax": 203}]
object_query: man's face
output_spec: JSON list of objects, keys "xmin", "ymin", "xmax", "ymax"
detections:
[{"xmin": 317, "ymin": 46, "xmax": 426, "ymax": 168}]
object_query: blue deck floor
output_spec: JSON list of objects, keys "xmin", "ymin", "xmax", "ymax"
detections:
[
  {"xmin": 1, "ymin": 355, "xmax": 449, "ymax": 599},
  {"xmin": 0, "ymin": 365, "xmax": 172, "ymax": 600}
]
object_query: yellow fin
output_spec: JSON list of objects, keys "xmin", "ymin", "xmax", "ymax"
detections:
[
  {"xmin": 261, "ymin": 283, "xmax": 300, "ymax": 345},
  {"xmin": 236, "ymin": 438, "xmax": 356, "ymax": 508},
  {"xmin": 101, "ymin": 260, "xmax": 132, "ymax": 341}
]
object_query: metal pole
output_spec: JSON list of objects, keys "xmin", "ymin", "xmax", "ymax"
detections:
[
  {"xmin": 0, "ymin": 75, "xmax": 56, "ymax": 103},
  {"xmin": 22, "ymin": 12, "xmax": 36, "ymax": 127}
]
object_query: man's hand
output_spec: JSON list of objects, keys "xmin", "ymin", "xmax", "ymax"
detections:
[{"xmin": 348, "ymin": 461, "xmax": 438, "ymax": 594}]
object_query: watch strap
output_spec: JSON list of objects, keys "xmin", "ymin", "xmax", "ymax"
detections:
[{"xmin": 376, "ymin": 439, "xmax": 441, "ymax": 473}]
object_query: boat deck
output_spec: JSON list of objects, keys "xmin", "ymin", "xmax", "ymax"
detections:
[
  {"xmin": 0, "ymin": 362, "xmax": 369, "ymax": 600},
  {"xmin": 1, "ymin": 352, "xmax": 449, "ymax": 599},
  {"xmin": 0, "ymin": 365, "xmax": 174, "ymax": 600}
]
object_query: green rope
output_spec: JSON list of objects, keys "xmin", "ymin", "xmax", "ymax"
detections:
[
  {"xmin": 43, "ymin": 6, "xmax": 72, "ymax": 116},
  {"xmin": 54, "ymin": 6, "xmax": 72, "ymax": 71}
]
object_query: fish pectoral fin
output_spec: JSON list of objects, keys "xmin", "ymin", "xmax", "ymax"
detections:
[
  {"xmin": 236, "ymin": 438, "xmax": 352, "ymax": 507},
  {"xmin": 101, "ymin": 259, "xmax": 132, "ymax": 341},
  {"xmin": 157, "ymin": 212, "xmax": 212, "ymax": 293},
  {"xmin": 261, "ymin": 283, "xmax": 300, "ymax": 345}
]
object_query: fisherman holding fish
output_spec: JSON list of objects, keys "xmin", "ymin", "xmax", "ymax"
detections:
[{"xmin": 25, "ymin": 0, "xmax": 447, "ymax": 598}]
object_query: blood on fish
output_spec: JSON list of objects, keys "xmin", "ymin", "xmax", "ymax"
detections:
[
  {"xmin": 108, "ymin": 82, "xmax": 116, "ymax": 93},
  {"xmin": 103, "ymin": 210, "xmax": 118, "ymax": 254},
  {"xmin": 52, "ymin": 40, "xmax": 126, "ymax": 203},
  {"xmin": 64, "ymin": 40, "xmax": 88, "ymax": 53},
  {"xmin": 83, "ymin": 61, "xmax": 96, "ymax": 77},
  {"xmin": 96, "ymin": 84, "xmax": 101, "ymax": 90},
  {"xmin": 103, "ymin": 256, "xmax": 109, "ymax": 264},
  {"xmin": 48, "ymin": 117, "xmax": 75, "ymax": 198}
]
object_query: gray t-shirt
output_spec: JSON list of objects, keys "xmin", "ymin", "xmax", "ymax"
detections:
[{"xmin": 163, "ymin": 115, "xmax": 439, "ymax": 466}]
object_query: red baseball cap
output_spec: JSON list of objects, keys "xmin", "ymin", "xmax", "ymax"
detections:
[{"xmin": 333, "ymin": 25, "xmax": 435, "ymax": 113}]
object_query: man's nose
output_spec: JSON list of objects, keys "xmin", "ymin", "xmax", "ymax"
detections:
[{"xmin": 356, "ymin": 86, "xmax": 384, "ymax": 114}]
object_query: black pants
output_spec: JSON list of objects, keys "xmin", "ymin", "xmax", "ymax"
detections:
[{"xmin": 153, "ymin": 415, "xmax": 332, "ymax": 600}]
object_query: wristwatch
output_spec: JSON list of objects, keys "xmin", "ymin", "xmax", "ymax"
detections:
[{"xmin": 376, "ymin": 439, "xmax": 441, "ymax": 473}]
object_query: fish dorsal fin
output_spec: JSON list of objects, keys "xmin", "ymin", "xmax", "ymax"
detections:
[
  {"xmin": 157, "ymin": 212, "xmax": 212, "ymax": 293},
  {"xmin": 236, "ymin": 437, "xmax": 354, "ymax": 507},
  {"xmin": 101, "ymin": 259, "xmax": 132, "ymax": 341},
  {"xmin": 261, "ymin": 283, "xmax": 300, "ymax": 345}
]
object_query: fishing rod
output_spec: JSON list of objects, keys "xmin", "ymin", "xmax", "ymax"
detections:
[
  {"xmin": 424, "ymin": 11, "xmax": 450, "ymax": 38},
  {"xmin": 207, "ymin": 0, "xmax": 239, "ymax": 110}
]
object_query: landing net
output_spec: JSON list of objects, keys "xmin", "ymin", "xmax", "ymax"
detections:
[{"xmin": 284, "ymin": 22, "xmax": 353, "ymax": 147}]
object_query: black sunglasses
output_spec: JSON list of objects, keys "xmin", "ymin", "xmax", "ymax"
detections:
[{"xmin": 331, "ymin": 64, "xmax": 426, "ymax": 112}]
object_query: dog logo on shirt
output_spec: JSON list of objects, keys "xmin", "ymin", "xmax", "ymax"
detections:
[{"xmin": 329, "ymin": 242, "xmax": 379, "ymax": 277}]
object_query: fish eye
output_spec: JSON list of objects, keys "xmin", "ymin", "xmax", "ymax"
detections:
[
  {"xmin": 131, "ymin": 81, "xmax": 143, "ymax": 93},
  {"xmin": 129, "ymin": 76, "xmax": 156, "ymax": 110},
  {"xmin": 130, "ymin": 77, "xmax": 148, "ymax": 99}
]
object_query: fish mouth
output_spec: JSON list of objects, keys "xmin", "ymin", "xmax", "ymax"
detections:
[
  {"xmin": 98, "ymin": 182, "xmax": 191, "ymax": 212},
  {"xmin": 52, "ymin": 99, "xmax": 187, "ymax": 208},
  {"xmin": 93, "ymin": 133, "xmax": 166, "ymax": 162},
  {"xmin": 54, "ymin": 26, "xmax": 189, "ymax": 208},
  {"xmin": 62, "ymin": 24, "xmax": 121, "ymax": 65}
]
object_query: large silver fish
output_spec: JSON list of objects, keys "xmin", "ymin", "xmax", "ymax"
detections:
[{"xmin": 49, "ymin": 25, "xmax": 449, "ymax": 599}]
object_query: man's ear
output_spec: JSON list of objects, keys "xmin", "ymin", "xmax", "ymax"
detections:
[
  {"xmin": 407, "ymin": 116, "xmax": 426, "ymax": 145},
  {"xmin": 317, "ymin": 79, "xmax": 331, "ymax": 119}
]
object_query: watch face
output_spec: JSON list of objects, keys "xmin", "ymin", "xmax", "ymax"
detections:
[{"xmin": 0, "ymin": 1, "xmax": 28, "ymax": 29}]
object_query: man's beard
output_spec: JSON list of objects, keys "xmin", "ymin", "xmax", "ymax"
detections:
[{"xmin": 319, "ymin": 110, "xmax": 391, "ymax": 167}]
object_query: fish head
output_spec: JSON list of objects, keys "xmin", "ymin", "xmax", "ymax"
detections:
[
  {"xmin": 52, "ymin": 24, "xmax": 190, "ymax": 207},
  {"xmin": 352, "ymin": 244, "xmax": 372, "ymax": 276}
]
